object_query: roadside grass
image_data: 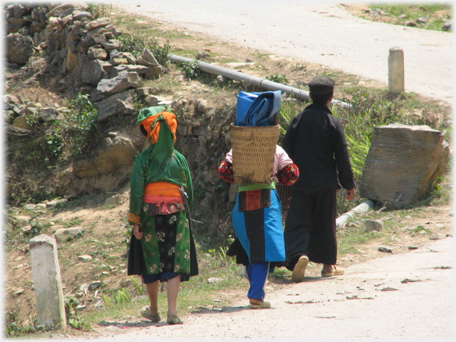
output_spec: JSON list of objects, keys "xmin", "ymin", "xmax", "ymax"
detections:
[
  {"xmin": 4, "ymin": 4, "xmax": 453, "ymax": 338},
  {"xmin": 337, "ymin": 178, "xmax": 452, "ymax": 257},
  {"xmin": 278, "ymin": 86, "xmax": 451, "ymax": 198},
  {"xmin": 358, "ymin": 3, "xmax": 451, "ymax": 31},
  {"xmin": 74, "ymin": 174, "xmax": 451, "ymax": 330},
  {"xmin": 80, "ymin": 249, "xmax": 249, "ymax": 326}
]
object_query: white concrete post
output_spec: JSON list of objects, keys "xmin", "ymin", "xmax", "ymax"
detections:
[
  {"xmin": 29, "ymin": 234, "xmax": 67, "ymax": 330},
  {"xmin": 388, "ymin": 47, "xmax": 405, "ymax": 95}
]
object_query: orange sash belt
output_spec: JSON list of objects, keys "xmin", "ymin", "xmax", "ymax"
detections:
[{"xmin": 143, "ymin": 182, "xmax": 183, "ymax": 204}]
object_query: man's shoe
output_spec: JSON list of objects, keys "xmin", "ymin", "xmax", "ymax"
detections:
[{"xmin": 321, "ymin": 265, "xmax": 345, "ymax": 277}]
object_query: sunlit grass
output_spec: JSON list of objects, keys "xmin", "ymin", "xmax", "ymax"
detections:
[{"xmin": 362, "ymin": 4, "xmax": 451, "ymax": 31}]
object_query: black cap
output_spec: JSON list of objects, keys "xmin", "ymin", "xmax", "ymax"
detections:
[{"xmin": 308, "ymin": 77, "xmax": 335, "ymax": 95}]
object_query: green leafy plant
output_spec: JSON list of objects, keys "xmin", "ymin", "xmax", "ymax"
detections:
[
  {"xmin": 179, "ymin": 60, "xmax": 200, "ymax": 80},
  {"xmin": 107, "ymin": 288, "xmax": 131, "ymax": 305},
  {"xmin": 87, "ymin": 3, "xmax": 113, "ymax": 19},
  {"xmin": 4, "ymin": 311, "xmax": 46, "ymax": 337},
  {"xmin": 118, "ymin": 32, "xmax": 171, "ymax": 67},
  {"xmin": 266, "ymin": 73, "xmax": 289, "ymax": 84},
  {"xmin": 332, "ymin": 87, "xmax": 422, "ymax": 178},
  {"xmin": 46, "ymin": 93, "xmax": 99, "ymax": 159},
  {"xmin": 130, "ymin": 276, "xmax": 145, "ymax": 295},
  {"xmin": 64, "ymin": 297, "xmax": 92, "ymax": 331},
  {"xmin": 63, "ymin": 218, "xmax": 84, "ymax": 228}
]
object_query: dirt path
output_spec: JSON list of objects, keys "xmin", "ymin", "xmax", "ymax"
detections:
[
  {"xmin": 66, "ymin": 3, "xmax": 453, "ymax": 340},
  {"xmin": 85, "ymin": 236, "xmax": 453, "ymax": 340},
  {"xmin": 113, "ymin": 1, "xmax": 452, "ymax": 105}
]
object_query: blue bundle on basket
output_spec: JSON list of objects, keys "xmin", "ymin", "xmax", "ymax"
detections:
[
  {"xmin": 230, "ymin": 90, "xmax": 281, "ymax": 185},
  {"xmin": 235, "ymin": 90, "xmax": 282, "ymax": 127}
]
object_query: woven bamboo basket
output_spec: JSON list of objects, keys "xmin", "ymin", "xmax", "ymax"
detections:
[{"xmin": 229, "ymin": 124, "xmax": 280, "ymax": 185}]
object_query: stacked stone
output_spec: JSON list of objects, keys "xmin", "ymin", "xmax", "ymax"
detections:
[
  {"xmin": 5, "ymin": 2, "xmax": 164, "ymax": 121},
  {"xmin": 5, "ymin": 2, "xmax": 172, "ymax": 194}
]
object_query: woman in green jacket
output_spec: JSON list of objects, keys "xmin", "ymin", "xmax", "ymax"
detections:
[{"xmin": 127, "ymin": 106, "xmax": 198, "ymax": 324}]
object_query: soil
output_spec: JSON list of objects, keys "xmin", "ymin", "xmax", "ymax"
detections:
[{"xmin": 3, "ymin": 3, "xmax": 453, "ymax": 340}]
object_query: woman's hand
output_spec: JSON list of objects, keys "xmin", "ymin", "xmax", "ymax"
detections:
[
  {"xmin": 133, "ymin": 224, "xmax": 143, "ymax": 240},
  {"xmin": 346, "ymin": 188, "xmax": 355, "ymax": 201}
]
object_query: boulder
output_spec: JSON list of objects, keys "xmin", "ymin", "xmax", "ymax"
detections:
[
  {"xmin": 140, "ymin": 48, "xmax": 159, "ymax": 66},
  {"xmin": 95, "ymin": 90, "xmax": 136, "ymax": 121},
  {"xmin": 72, "ymin": 135, "xmax": 136, "ymax": 178},
  {"xmin": 81, "ymin": 59, "xmax": 104, "ymax": 85},
  {"xmin": 6, "ymin": 33, "xmax": 34, "ymax": 65},
  {"xmin": 46, "ymin": 3, "xmax": 88, "ymax": 19},
  {"xmin": 101, "ymin": 39, "xmax": 121, "ymax": 52},
  {"xmin": 365, "ymin": 220, "xmax": 383, "ymax": 232},
  {"xmin": 359, "ymin": 124, "xmax": 450, "ymax": 208},
  {"xmin": 54, "ymin": 227, "xmax": 84, "ymax": 242},
  {"xmin": 12, "ymin": 115, "xmax": 32, "ymax": 130},
  {"xmin": 85, "ymin": 17, "xmax": 111, "ymax": 31},
  {"xmin": 113, "ymin": 64, "xmax": 149, "ymax": 76},
  {"xmin": 96, "ymin": 72, "xmax": 142, "ymax": 96},
  {"xmin": 87, "ymin": 46, "xmax": 108, "ymax": 60}
]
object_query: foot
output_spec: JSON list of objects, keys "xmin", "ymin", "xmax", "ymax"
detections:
[
  {"xmin": 321, "ymin": 265, "xmax": 345, "ymax": 277},
  {"xmin": 248, "ymin": 300, "xmax": 271, "ymax": 309},
  {"xmin": 141, "ymin": 306, "xmax": 161, "ymax": 322},
  {"xmin": 167, "ymin": 314, "xmax": 184, "ymax": 324},
  {"xmin": 291, "ymin": 255, "xmax": 309, "ymax": 283}
]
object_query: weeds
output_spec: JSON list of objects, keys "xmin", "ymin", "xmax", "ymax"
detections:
[
  {"xmin": 178, "ymin": 60, "xmax": 201, "ymax": 80},
  {"xmin": 332, "ymin": 87, "xmax": 450, "ymax": 179},
  {"xmin": 5, "ymin": 4, "xmax": 452, "ymax": 338},
  {"xmin": 266, "ymin": 73, "xmax": 289, "ymax": 84},
  {"xmin": 365, "ymin": 4, "xmax": 451, "ymax": 31},
  {"xmin": 4, "ymin": 311, "xmax": 47, "ymax": 337},
  {"xmin": 130, "ymin": 276, "xmax": 145, "ymax": 295},
  {"xmin": 65, "ymin": 297, "xmax": 92, "ymax": 331},
  {"xmin": 103, "ymin": 288, "xmax": 132, "ymax": 306},
  {"xmin": 87, "ymin": 3, "xmax": 113, "ymax": 19},
  {"xmin": 118, "ymin": 32, "xmax": 171, "ymax": 67},
  {"xmin": 44, "ymin": 93, "xmax": 99, "ymax": 160}
]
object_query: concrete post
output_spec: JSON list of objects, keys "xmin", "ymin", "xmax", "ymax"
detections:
[
  {"xmin": 388, "ymin": 47, "xmax": 405, "ymax": 95},
  {"xmin": 29, "ymin": 234, "xmax": 67, "ymax": 330}
]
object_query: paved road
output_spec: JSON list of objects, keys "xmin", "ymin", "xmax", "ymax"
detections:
[
  {"xmin": 86, "ymin": 3, "xmax": 454, "ymax": 340},
  {"xmin": 114, "ymin": 1, "xmax": 453, "ymax": 105},
  {"xmin": 88, "ymin": 237, "xmax": 453, "ymax": 341}
]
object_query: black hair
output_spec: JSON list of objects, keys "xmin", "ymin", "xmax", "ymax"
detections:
[
  {"xmin": 140, "ymin": 124, "xmax": 148, "ymax": 137},
  {"xmin": 310, "ymin": 92, "xmax": 333, "ymax": 105}
]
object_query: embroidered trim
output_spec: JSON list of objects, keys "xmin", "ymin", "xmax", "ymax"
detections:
[{"xmin": 128, "ymin": 212, "xmax": 141, "ymax": 224}]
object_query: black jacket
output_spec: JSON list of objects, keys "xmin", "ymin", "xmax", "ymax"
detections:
[{"xmin": 282, "ymin": 103, "xmax": 355, "ymax": 190}]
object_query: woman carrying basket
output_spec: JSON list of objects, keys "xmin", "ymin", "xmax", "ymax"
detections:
[{"xmin": 218, "ymin": 91, "xmax": 299, "ymax": 308}]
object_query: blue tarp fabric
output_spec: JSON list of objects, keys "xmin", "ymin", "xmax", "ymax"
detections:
[{"xmin": 235, "ymin": 90, "xmax": 282, "ymax": 127}]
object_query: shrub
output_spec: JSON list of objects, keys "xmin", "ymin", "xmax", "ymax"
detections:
[{"xmin": 118, "ymin": 32, "xmax": 171, "ymax": 67}]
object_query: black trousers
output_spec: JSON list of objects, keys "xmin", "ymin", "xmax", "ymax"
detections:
[{"xmin": 284, "ymin": 189, "xmax": 338, "ymax": 270}]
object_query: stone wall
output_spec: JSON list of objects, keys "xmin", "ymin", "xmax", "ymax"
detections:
[{"xmin": 5, "ymin": 2, "xmax": 236, "ymax": 239}]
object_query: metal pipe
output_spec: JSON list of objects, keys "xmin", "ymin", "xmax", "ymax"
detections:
[
  {"xmin": 336, "ymin": 200, "xmax": 375, "ymax": 229},
  {"xmin": 169, "ymin": 54, "xmax": 351, "ymax": 107}
]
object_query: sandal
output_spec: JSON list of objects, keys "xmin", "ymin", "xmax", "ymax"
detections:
[
  {"xmin": 141, "ymin": 306, "xmax": 161, "ymax": 322},
  {"xmin": 321, "ymin": 266, "xmax": 345, "ymax": 277},
  {"xmin": 167, "ymin": 314, "xmax": 184, "ymax": 324},
  {"xmin": 291, "ymin": 255, "xmax": 309, "ymax": 283},
  {"xmin": 248, "ymin": 301, "xmax": 271, "ymax": 309}
]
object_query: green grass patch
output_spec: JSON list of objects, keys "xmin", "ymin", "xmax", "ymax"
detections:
[
  {"xmin": 364, "ymin": 4, "xmax": 451, "ymax": 31},
  {"xmin": 79, "ymin": 249, "xmax": 248, "ymax": 325}
]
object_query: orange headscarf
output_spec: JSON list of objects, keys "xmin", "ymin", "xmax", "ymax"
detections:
[{"xmin": 140, "ymin": 110, "xmax": 177, "ymax": 145}]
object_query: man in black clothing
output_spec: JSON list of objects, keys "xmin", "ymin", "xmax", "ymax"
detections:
[{"xmin": 282, "ymin": 76, "xmax": 355, "ymax": 282}]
